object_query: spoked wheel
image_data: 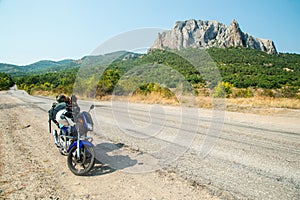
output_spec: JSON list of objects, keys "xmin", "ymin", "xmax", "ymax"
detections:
[
  {"xmin": 57, "ymin": 137, "xmax": 71, "ymax": 156},
  {"xmin": 67, "ymin": 145, "xmax": 95, "ymax": 176}
]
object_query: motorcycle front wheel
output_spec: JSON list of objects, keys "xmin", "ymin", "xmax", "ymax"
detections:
[{"xmin": 67, "ymin": 144, "xmax": 95, "ymax": 176}]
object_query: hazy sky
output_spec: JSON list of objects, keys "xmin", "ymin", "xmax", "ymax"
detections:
[{"xmin": 1, "ymin": 0, "xmax": 299, "ymax": 65}]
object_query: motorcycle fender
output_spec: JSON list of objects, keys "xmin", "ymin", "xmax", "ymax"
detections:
[{"xmin": 67, "ymin": 141, "xmax": 94, "ymax": 152}]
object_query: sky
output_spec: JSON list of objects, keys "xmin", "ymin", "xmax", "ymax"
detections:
[{"xmin": 0, "ymin": 0, "xmax": 300, "ymax": 65}]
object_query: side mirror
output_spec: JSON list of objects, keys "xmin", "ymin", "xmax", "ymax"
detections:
[{"xmin": 89, "ymin": 105, "xmax": 95, "ymax": 111}]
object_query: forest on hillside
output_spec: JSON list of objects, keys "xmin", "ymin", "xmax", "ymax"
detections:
[{"xmin": 6, "ymin": 47, "xmax": 300, "ymax": 99}]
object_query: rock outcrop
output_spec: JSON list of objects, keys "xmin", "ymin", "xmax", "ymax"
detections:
[{"xmin": 151, "ymin": 19, "xmax": 277, "ymax": 54}]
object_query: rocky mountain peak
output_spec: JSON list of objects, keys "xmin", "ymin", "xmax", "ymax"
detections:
[
  {"xmin": 229, "ymin": 19, "xmax": 240, "ymax": 30},
  {"xmin": 151, "ymin": 19, "xmax": 277, "ymax": 54}
]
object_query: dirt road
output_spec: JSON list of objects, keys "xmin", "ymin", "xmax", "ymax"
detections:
[
  {"xmin": 1, "ymin": 90, "xmax": 300, "ymax": 199},
  {"xmin": 0, "ymin": 91, "xmax": 217, "ymax": 199}
]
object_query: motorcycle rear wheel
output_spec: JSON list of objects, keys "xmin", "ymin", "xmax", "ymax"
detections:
[{"xmin": 67, "ymin": 145, "xmax": 95, "ymax": 176}]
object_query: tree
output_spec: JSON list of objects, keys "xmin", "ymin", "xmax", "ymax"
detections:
[
  {"xmin": 0, "ymin": 72, "xmax": 14, "ymax": 90},
  {"xmin": 96, "ymin": 69, "xmax": 120, "ymax": 98}
]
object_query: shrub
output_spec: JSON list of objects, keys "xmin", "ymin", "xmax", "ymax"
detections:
[
  {"xmin": 232, "ymin": 87, "xmax": 253, "ymax": 98},
  {"xmin": 213, "ymin": 82, "xmax": 234, "ymax": 98}
]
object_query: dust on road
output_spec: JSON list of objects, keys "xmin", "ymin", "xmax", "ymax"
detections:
[{"xmin": 0, "ymin": 92, "xmax": 217, "ymax": 199}]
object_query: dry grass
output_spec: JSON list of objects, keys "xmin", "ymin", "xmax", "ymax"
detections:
[
  {"xmin": 31, "ymin": 90, "xmax": 56, "ymax": 97},
  {"xmin": 129, "ymin": 93, "xmax": 180, "ymax": 105},
  {"xmin": 32, "ymin": 90, "xmax": 300, "ymax": 115},
  {"xmin": 225, "ymin": 97, "xmax": 300, "ymax": 114},
  {"xmin": 98, "ymin": 93, "xmax": 180, "ymax": 105},
  {"xmin": 227, "ymin": 97, "xmax": 300, "ymax": 109},
  {"xmin": 191, "ymin": 96, "xmax": 300, "ymax": 114},
  {"xmin": 111, "ymin": 95, "xmax": 300, "ymax": 115}
]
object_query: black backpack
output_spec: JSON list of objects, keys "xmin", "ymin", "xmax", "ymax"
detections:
[
  {"xmin": 48, "ymin": 95, "xmax": 80, "ymax": 133},
  {"xmin": 48, "ymin": 102, "xmax": 67, "ymax": 132}
]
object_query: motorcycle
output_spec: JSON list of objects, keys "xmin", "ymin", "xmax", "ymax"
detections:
[{"xmin": 52, "ymin": 104, "xmax": 95, "ymax": 176}]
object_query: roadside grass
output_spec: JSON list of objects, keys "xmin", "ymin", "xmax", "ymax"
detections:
[
  {"xmin": 32, "ymin": 89, "xmax": 300, "ymax": 114},
  {"xmin": 96, "ymin": 93, "xmax": 180, "ymax": 105},
  {"xmin": 97, "ymin": 94, "xmax": 300, "ymax": 115},
  {"xmin": 189, "ymin": 96, "xmax": 300, "ymax": 113},
  {"xmin": 224, "ymin": 97, "xmax": 300, "ymax": 114}
]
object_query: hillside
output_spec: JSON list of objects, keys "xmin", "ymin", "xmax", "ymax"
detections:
[
  {"xmin": 0, "ymin": 51, "xmax": 141, "ymax": 77},
  {"xmin": 207, "ymin": 47, "xmax": 300, "ymax": 89},
  {"xmin": 13, "ymin": 47, "xmax": 300, "ymax": 99},
  {"xmin": 0, "ymin": 59, "xmax": 80, "ymax": 77}
]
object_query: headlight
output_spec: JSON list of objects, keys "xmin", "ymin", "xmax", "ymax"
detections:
[{"xmin": 77, "ymin": 118, "xmax": 83, "ymax": 124}]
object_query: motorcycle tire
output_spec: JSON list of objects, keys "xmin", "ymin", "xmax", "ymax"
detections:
[{"xmin": 67, "ymin": 144, "xmax": 95, "ymax": 176}]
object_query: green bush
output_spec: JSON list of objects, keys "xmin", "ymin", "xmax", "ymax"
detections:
[
  {"xmin": 232, "ymin": 87, "xmax": 253, "ymax": 98},
  {"xmin": 0, "ymin": 72, "xmax": 14, "ymax": 90},
  {"xmin": 213, "ymin": 82, "xmax": 233, "ymax": 98},
  {"xmin": 134, "ymin": 82, "xmax": 175, "ymax": 99}
]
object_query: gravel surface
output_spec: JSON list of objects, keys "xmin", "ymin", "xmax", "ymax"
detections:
[
  {"xmin": 0, "ymin": 91, "xmax": 217, "ymax": 200},
  {"xmin": 91, "ymin": 101, "xmax": 300, "ymax": 199},
  {"xmin": 1, "ymin": 90, "xmax": 300, "ymax": 199}
]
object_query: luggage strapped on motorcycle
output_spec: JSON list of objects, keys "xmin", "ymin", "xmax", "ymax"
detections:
[
  {"xmin": 48, "ymin": 102, "xmax": 64, "ymax": 133},
  {"xmin": 48, "ymin": 94, "xmax": 79, "ymax": 133}
]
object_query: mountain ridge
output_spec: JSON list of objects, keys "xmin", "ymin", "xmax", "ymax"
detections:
[
  {"xmin": 0, "ymin": 51, "xmax": 141, "ymax": 76},
  {"xmin": 151, "ymin": 19, "xmax": 277, "ymax": 54}
]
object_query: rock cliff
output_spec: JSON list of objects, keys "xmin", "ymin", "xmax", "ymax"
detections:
[{"xmin": 151, "ymin": 19, "xmax": 277, "ymax": 54}]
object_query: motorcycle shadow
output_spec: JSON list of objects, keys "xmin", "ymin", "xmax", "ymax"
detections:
[{"xmin": 88, "ymin": 142, "xmax": 138, "ymax": 176}]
